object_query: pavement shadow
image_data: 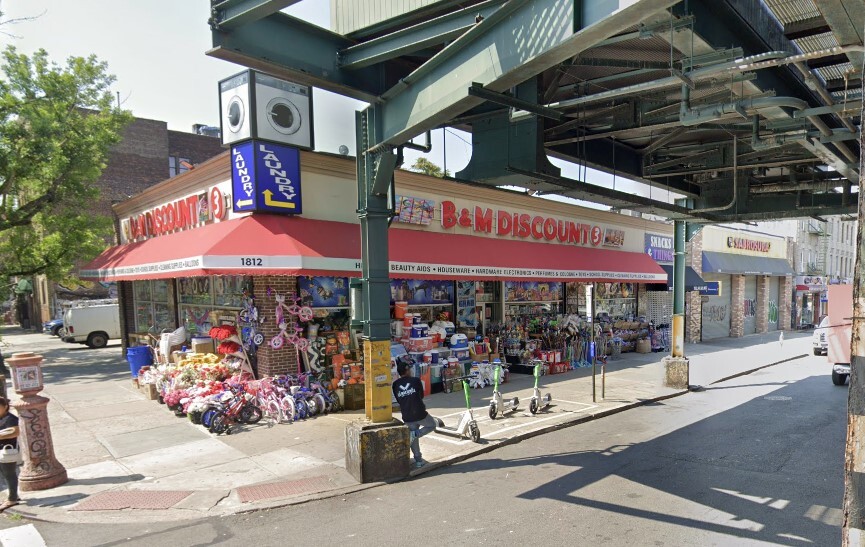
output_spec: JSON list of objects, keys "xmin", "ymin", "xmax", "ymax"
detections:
[{"xmin": 430, "ymin": 374, "xmax": 844, "ymax": 546}]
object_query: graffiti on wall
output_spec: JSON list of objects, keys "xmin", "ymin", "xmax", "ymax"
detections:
[
  {"xmin": 744, "ymin": 298, "xmax": 757, "ymax": 318},
  {"xmin": 703, "ymin": 304, "xmax": 728, "ymax": 323},
  {"xmin": 768, "ymin": 300, "xmax": 779, "ymax": 324}
]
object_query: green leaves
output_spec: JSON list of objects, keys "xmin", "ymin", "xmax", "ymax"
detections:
[{"xmin": 0, "ymin": 46, "xmax": 132, "ymax": 279}]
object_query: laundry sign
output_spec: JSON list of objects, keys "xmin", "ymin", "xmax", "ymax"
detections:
[{"xmin": 231, "ymin": 139, "xmax": 303, "ymax": 214}]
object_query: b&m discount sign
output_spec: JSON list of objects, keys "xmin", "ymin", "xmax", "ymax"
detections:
[{"xmin": 231, "ymin": 140, "xmax": 302, "ymax": 214}]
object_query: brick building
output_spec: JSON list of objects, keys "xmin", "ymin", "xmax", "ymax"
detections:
[{"xmin": 29, "ymin": 117, "xmax": 225, "ymax": 327}]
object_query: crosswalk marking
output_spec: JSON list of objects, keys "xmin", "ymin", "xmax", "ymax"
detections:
[{"xmin": 0, "ymin": 524, "xmax": 47, "ymax": 547}]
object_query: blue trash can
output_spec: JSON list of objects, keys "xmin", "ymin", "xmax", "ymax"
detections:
[{"xmin": 126, "ymin": 346, "xmax": 153, "ymax": 377}]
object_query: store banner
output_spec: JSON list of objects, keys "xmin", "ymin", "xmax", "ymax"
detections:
[
  {"xmin": 390, "ymin": 279, "xmax": 453, "ymax": 305},
  {"xmin": 645, "ymin": 233, "xmax": 674, "ymax": 263},
  {"xmin": 298, "ymin": 276, "xmax": 349, "ymax": 307},
  {"xmin": 231, "ymin": 140, "xmax": 302, "ymax": 214}
]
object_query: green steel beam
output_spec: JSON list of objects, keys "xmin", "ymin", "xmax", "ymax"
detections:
[
  {"xmin": 374, "ymin": 0, "xmax": 680, "ymax": 148},
  {"xmin": 209, "ymin": 12, "xmax": 388, "ymax": 102},
  {"xmin": 793, "ymin": 103, "xmax": 861, "ymax": 118},
  {"xmin": 467, "ymin": 83, "xmax": 565, "ymax": 121},
  {"xmin": 514, "ymin": 167, "xmax": 701, "ymax": 218},
  {"xmin": 338, "ymin": 0, "xmax": 507, "ymax": 70},
  {"xmin": 210, "ymin": 0, "xmax": 301, "ymax": 30}
]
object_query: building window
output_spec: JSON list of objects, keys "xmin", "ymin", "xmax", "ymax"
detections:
[
  {"xmin": 133, "ymin": 280, "xmax": 176, "ymax": 333},
  {"xmin": 168, "ymin": 156, "xmax": 191, "ymax": 178}
]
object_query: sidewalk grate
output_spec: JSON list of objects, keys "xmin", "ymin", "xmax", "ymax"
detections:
[
  {"xmin": 71, "ymin": 491, "xmax": 192, "ymax": 511},
  {"xmin": 237, "ymin": 476, "xmax": 331, "ymax": 503}
]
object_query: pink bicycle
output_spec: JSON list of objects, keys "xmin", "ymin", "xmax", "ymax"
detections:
[{"xmin": 270, "ymin": 292, "xmax": 313, "ymax": 351}]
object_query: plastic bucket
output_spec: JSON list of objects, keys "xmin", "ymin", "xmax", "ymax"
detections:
[
  {"xmin": 394, "ymin": 301, "xmax": 408, "ymax": 319},
  {"xmin": 126, "ymin": 346, "xmax": 154, "ymax": 378}
]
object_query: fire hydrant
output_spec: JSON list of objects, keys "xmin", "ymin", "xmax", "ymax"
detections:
[{"xmin": 6, "ymin": 352, "xmax": 67, "ymax": 491}]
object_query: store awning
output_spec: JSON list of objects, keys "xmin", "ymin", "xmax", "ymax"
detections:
[
  {"xmin": 81, "ymin": 215, "xmax": 363, "ymax": 281},
  {"xmin": 702, "ymin": 251, "xmax": 794, "ymax": 276},
  {"xmin": 82, "ymin": 214, "xmax": 667, "ymax": 283},
  {"xmin": 647, "ymin": 265, "xmax": 707, "ymax": 292}
]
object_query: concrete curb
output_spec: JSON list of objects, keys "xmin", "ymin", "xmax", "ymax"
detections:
[{"xmin": 708, "ymin": 354, "xmax": 808, "ymax": 386}]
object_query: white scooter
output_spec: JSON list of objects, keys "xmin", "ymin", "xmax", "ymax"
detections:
[
  {"xmin": 488, "ymin": 359, "xmax": 519, "ymax": 419},
  {"xmin": 433, "ymin": 375, "xmax": 481, "ymax": 443},
  {"xmin": 529, "ymin": 359, "xmax": 552, "ymax": 414}
]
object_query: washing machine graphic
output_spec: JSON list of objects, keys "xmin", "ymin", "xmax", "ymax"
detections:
[{"xmin": 218, "ymin": 70, "xmax": 314, "ymax": 149}]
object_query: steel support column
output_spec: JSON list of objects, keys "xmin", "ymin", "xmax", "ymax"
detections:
[
  {"xmin": 672, "ymin": 219, "xmax": 686, "ymax": 358},
  {"xmin": 356, "ymin": 108, "xmax": 395, "ymax": 423}
]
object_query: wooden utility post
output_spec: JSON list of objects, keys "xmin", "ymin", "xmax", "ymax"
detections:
[{"xmin": 842, "ymin": 54, "xmax": 865, "ymax": 546}]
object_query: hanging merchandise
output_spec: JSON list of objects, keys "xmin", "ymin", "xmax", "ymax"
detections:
[{"xmin": 269, "ymin": 291, "xmax": 314, "ymax": 352}]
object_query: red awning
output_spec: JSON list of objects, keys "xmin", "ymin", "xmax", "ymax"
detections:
[
  {"xmin": 82, "ymin": 215, "xmax": 666, "ymax": 283},
  {"xmin": 81, "ymin": 215, "xmax": 362, "ymax": 281}
]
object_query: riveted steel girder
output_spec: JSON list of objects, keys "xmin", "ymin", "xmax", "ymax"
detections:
[
  {"xmin": 374, "ymin": 0, "xmax": 680, "ymax": 148},
  {"xmin": 338, "ymin": 0, "xmax": 507, "ymax": 69},
  {"xmin": 210, "ymin": 0, "xmax": 302, "ymax": 30}
]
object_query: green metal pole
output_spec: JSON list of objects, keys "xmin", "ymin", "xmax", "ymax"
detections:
[
  {"xmin": 672, "ymin": 220, "xmax": 686, "ymax": 357},
  {"xmin": 356, "ymin": 107, "xmax": 396, "ymax": 422}
]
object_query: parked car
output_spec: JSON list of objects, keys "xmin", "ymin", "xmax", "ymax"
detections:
[
  {"xmin": 826, "ymin": 285, "xmax": 852, "ymax": 386},
  {"xmin": 42, "ymin": 319, "xmax": 64, "ymax": 337},
  {"xmin": 812, "ymin": 315, "xmax": 829, "ymax": 356},
  {"xmin": 61, "ymin": 304, "xmax": 120, "ymax": 349}
]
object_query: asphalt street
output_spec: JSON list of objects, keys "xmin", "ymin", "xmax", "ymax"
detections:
[{"xmin": 0, "ymin": 346, "xmax": 845, "ymax": 546}]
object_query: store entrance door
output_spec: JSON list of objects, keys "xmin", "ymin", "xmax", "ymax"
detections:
[{"xmin": 476, "ymin": 302, "xmax": 501, "ymax": 337}]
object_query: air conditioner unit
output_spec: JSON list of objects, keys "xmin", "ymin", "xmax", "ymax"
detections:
[{"xmin": 218, "ymin": 70, "xmax": 313, "ymax": 149}]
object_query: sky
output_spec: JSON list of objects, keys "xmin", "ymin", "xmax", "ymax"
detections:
[{"xmin": 0, "ymin": 0, "xmax": 680, "ymax": 212}]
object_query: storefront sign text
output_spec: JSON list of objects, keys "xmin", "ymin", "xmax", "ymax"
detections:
[
  {"xmin": 125, "ymin": 186, "xmax": 227, "ymax": 241},
  {"xmin": 645, "ymin": 233, "xmax": 674, "ymax": 262},
  {"xmin": 727, "ymin": 237, "xmax": 770, "ymax": 253},
  {"xmin": 699, "ymin": 282, "xmax": 720, "ymax": 296},
  {"xmin": 440, "ymin": 201, "xmax": 603, "ymax": 246},
  {"xmin": 231, "ymin": 140, "xmax": 302, "ymax": 214}
]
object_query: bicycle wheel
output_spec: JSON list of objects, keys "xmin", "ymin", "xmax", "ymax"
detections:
[
  {"xmin": 201, "ymin": 407, "xmax": 219, "ymax": 429},
  {"xmin": 240, "ymin": 404, "xmax": 263, "ymax": 424},
  {"xmin": 280, "ymin": 395, "xmax": 296, "ymax": 422},
  {"xmin": 264, "ymin": 400, "xmax": 281, "ymax": 427},
  {"xmin": 209, "ymin": 412, "xmax": 228, "ymax": 435},
  {"xmin": 313, "ymin": 394, "xmax": 328, "ymax": 416},
  {"xmin": 328, "ymin": 392, "xmax": 342, "ymax": 412},
  {"xmin": 295, "ymin": 398, "xmax": 308, "ymax": 420}
]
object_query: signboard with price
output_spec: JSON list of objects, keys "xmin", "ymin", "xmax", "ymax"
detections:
[{"xmin": 231, "ymin": 140, "xmax": 303, "ymax": 214}]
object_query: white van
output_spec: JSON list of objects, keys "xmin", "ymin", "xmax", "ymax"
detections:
[{"xmin": 62, "ymin": 304, "xmax": 121, "ymax": 348}]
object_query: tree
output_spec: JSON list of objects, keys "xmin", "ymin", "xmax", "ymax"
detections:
[
  {"xmin": 409, "ymin": 157, "xmax": 449, "ymax": 178},
  {"xmin": 0, "ymin": 46, "xmax": 132, "ymax": 281}
]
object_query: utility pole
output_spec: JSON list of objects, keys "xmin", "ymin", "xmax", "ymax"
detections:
[{"xmin": 842, "ymin": 59, "xmax": 865, "ymax": 545}]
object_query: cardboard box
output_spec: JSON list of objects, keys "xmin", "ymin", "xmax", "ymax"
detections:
[
  {"xmin": 139, "ymin": 383, "xmax": 159, "ymax": 400},
  {"xmin": 343, "ymin": 383, "xmax": 365, "ymax": 411},
  {"xmin": 191, "ymin": 338, "xmax": 214, "ymax": 354}
]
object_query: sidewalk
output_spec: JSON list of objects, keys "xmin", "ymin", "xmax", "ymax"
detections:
[{"xmin": 0, "ymin": 326, "xmax": 809, "ymax": 523}]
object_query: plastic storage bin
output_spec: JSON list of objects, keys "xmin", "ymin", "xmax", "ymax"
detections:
[{"xmin": 126, "ymin": 346, "xmax": 154, "ymax": 378}]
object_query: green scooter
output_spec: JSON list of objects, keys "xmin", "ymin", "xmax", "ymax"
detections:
[
  {"xmin": 434, "ymin": 375, "xmax": 481, "ymax": 443},
  {"xmin": 488, "ymin": 359, "xmax": 519, "ymax": 419},
  {"xmin": 529, "ymin": 359, "xmax": 552, "ymax": 414}
]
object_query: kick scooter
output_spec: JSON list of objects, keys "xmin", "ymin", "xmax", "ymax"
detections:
[
  {"xmin": 488, "ymin": 359, "xmax": 519, "ymax": 419},
  {"xmin": 433, "ymin": 376, "xmax": 481, "ymax": 443},
  {"xmin": 529, "ymin": 359, "xmax": 552, "ymax": 414}
]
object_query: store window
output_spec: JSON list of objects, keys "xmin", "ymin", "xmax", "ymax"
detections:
[
  {"xmin": 565, "ymin": 282, "xmax": 589, "ymax": 316},
  {"xmin": 169, "ymin": 156, "xmax": 191, "ymax": 177},
  {"xmin": 504, "ymin": 281, "xmax": 564, "ymax": 321},
  {"xmin": 133, "ymin": 279, "xmax": 176, "ymax": 333},
  {"xmin": 594, "ymin": 282, "xmax": 637, "ymax": 320},
  {"xmin": 177, "ymin": 276, "xmax": 251, "ymax": 336},
  {"xmin": 297, "ymin": 276, "xmax": 351, "ymax": 331},
  {"xmin": 391, "ymin": 279, "xmax": 454, "ymax": 323}
]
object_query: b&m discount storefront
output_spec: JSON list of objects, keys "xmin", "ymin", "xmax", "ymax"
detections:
[{"xmin": 82, "ymin": 149, "xmax": 671, "ymax": 377}]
